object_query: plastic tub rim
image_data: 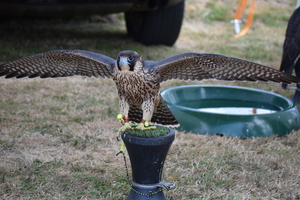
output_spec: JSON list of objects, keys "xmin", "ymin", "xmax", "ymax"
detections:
[{"xmin": 161, "ymin": 85, "xmax": 295, "ymax": 116}]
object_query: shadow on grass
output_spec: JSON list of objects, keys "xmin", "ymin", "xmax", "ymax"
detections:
[{"xmin": 0, "ymin": 16, "xmax": 136, "ymax": 60}]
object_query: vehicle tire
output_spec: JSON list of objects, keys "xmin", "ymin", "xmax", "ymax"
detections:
[{"xmin": 125, "ymin": 0, "xmax": 185, "ymax": 46}]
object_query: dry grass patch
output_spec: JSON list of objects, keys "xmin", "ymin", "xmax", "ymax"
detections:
[{"xmin": 167, "ymin": 132, "xmax": 300, "ymax": 199}]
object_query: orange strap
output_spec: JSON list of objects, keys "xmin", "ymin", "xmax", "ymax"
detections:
[
  {"xmin": 234, "ymin": 0, "xmax": 248, "ymax": 20},
  {"xmin": 234, "ymin": 0, "xmax": 256, "ymax": 38},
  {"xmin": 123, "ymin": 117, "xmax": 129, "ymax": 122}
]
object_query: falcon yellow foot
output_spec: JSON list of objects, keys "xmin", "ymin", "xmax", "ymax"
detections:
[
  {"xmin": 117, "ymin": 114, "xmax": 134, "ymax": 138},
  {"xmin": 134, "ymin": 120, "xmax": 156, "ymax": 131},
  {"xmin": 117, "ymin": 122, "xmax": 134, "ymax": 139},
  {"xmin": 119, "ymin": 122, "xmax": 133, "ymax": 132}
]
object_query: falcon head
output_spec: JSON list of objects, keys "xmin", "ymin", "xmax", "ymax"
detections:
[{"xmin": 116, "ymin": 50, "xmax": 143, "ymax": 72}]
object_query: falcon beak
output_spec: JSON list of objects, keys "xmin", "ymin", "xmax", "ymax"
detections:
[{"xmin": 119, "ymin": 57, "xmax": 129, "ymax": 70}]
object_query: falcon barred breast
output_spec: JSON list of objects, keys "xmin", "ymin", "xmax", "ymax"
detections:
[{"xmin": 1, "ymin": 50, "xmax": 300, "ymax": 131}]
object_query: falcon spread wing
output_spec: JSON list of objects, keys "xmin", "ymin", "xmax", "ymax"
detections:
[
  {"xmin": 149, "ymin": 53, "xmax": 300, "ymax": 84},
  {"xmin": 1, "ymin": 49, "xmax": 300, "ymax": 131},
  {"xmin": 0, "ymin": 50, "xmax": 115, "ymax": 79}
]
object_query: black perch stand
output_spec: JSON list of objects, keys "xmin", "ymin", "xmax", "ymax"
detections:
[{"xmin": 121, "ymin": 128, "xmax": 175, "ymax": 200}]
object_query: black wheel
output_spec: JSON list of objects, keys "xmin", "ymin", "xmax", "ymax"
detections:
[{"xmin": 125, "ymin": 0, "xmax": 185, "ymax": 46}]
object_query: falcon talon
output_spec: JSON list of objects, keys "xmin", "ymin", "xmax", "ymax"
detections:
[
  {"xmin": 130, "ymin": 124, "xmax": 138, "ymax": 128},
  {"xmin": 118, "ymin": 122, "xmax": 134, "ymax": 136},
  {"xmin": 1, "ymin": 49, "xmax": 300, "ymax": 131},
  {"xmin": 134, "ymin": 123, "xmax": 156, "ymax": 131}
]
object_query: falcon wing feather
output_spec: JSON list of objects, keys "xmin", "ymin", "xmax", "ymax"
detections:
[
  {"xmin": 0, "ymin": 50, "xmax": 115, "ymax": 79},
  {"xmin": 153, "ymin": 53, "xmax": 300, "ymax": 84}
]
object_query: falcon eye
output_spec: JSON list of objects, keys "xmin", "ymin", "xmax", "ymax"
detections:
[{"xmin": 127, "ymin": 57, "xmax": 134, "ymax": 62}]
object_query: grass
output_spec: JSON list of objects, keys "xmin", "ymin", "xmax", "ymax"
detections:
[
  {"xmin": 1, "ymin": 0, "xmax": 300, "ymax": 199},
  {"xmin": 124, "ymin": 125, "xmax": 169, "ymax": 137}
]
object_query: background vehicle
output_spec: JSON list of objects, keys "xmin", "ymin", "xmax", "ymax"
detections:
[{"xmin": 0, "ymin": 0, "xmax": 185, "ymax": 46}]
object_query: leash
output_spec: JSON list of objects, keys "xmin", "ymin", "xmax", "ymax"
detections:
[{"xmin": 231, "ymin": 0, "xmax": 256, "ymax": 38}]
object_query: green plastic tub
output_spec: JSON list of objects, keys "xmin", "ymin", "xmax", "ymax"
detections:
[{"xmin": 161, "ymin": 85, "xmax": 300, "ymax": 138}]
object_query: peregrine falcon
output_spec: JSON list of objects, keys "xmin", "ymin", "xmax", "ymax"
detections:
[
  {"xmin": 280, "ymin": 6, "xmax": 300, "ymax": 103},
  {"xmin": 1, "ymin": 50, "xmax": 300, "ymax": 132}
]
